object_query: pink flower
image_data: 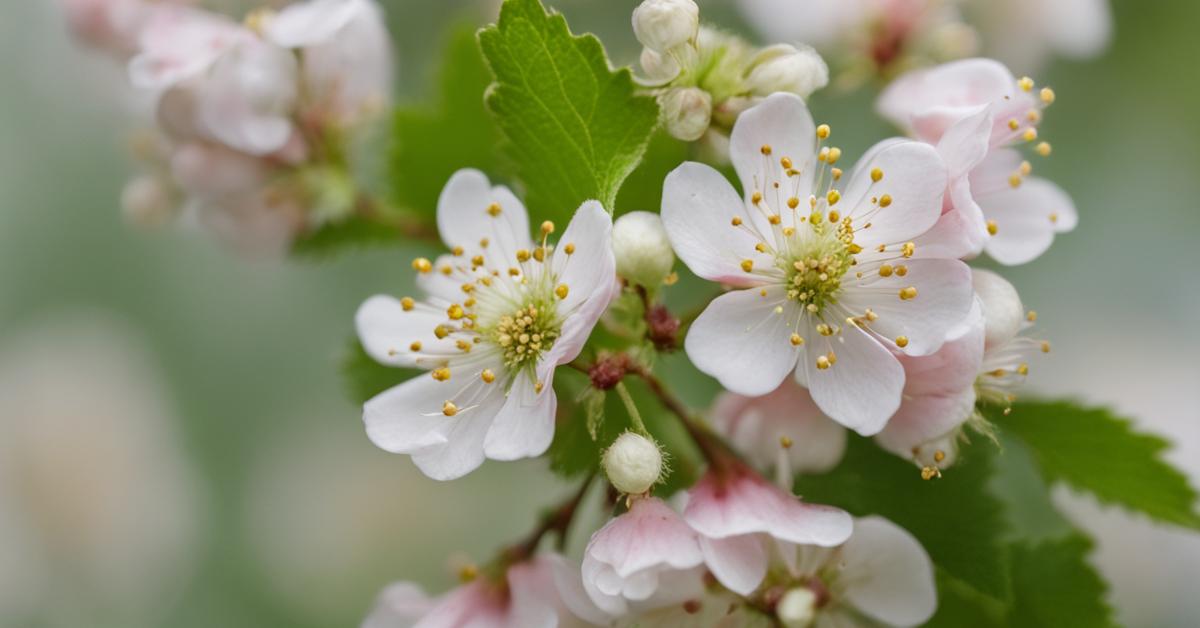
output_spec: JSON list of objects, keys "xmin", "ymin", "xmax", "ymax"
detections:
[
  {"xmin": 683, "ymin": 467, "xmax": 852, "ymax": 595},
  {"xmin": 711, "ymin": 380, "xmax": 846, "ymax": 477},
  {"xmin": 364, "ymin": 555, "xmax": 606, "ymax": 628},
  {"xmin": 357, "ymin": 170, "xmax": 618, "ymax": 480},
  {"xmin": 662, "ymin": 92, "xmax": 974, "ymax": 433},
  {"xmin": 878, "ymin": 58, "xmax": 1078, "ymax": 265},
  {"xmin": 59, "ymin": 0, "xmax": 192, "ymax": 57},
  {"xmin": 267, "ymin": 0, "xmax": 394, "ymax": 122},
  {"xmin": 581, "ymin": 497, "xmax": 707, "ymax": 616},
  {"xmin": 972, "ymin": 0, "xmax": 1112, "ymax": 74},
  {"xmin": 972, "ymin": 269, "xmax": 1047, "ymax": 407}
]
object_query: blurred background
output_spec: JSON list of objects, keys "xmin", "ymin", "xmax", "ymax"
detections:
[{"xmin": 0, "ymin": 0, "xmax": 1197, "ymax": 626}]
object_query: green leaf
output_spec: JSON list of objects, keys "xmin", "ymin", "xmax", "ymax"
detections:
[
  {"xmin": 614, "ymin": 130, "xmax": 690, "ymax": 214},
  {"xmin": 391, "ymin": 23, "xmax": 502, "ymax": 215},
  {"xmin": 1008, "ymin": 535, "xmax": 1117, "ymax": 628},
  {"xmin": 995, "ymin": 401, "xmax": 1200, "ymax": 530},
  {"xmin": 925, "ymin": 570, "xmax": 1004, "ymax": 628},
  {"xmin": 340, "ymin": 337, "xmax": 408, "ymax": 405},
  {"xmin": 793, "ymin": 437, "xmax": 1012, "ymax": 602},
  {"xmin": 479, "ymin": 0, "xmax": 660, "ymax": 221}
]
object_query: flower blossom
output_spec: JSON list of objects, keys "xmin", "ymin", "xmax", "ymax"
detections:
[
  {"xmin": 581, "ymin": 497, "xmax": 707, "ymax": 616},
  {"xmin": 971, "ymin": 268, "xmax": 1049, "ymax": 409},
  {"xmin": 663, "ymin": 92, "xmax": 974, "ymax": 433},
  {"xmin": 878, "ymin": 58, "xmax": 1078, "ymax": 265},
  {"xmin": 58, "ymin": 0, "xmax": 194, "ymax": 58},
  {"xmin": 363, "ymin": 555, "xmax": 607, "ymax": 628},
  {"xmin": 683, "ymin": 465, "xmax": 853, "ymax": 595},
  {"xmin": 357, "ymin": 169, "xmax": 618, "ymax": 480},
  {"xmin": 735, "ymin": 0, "xmax": 978, "ymax": 76},
  {"xmin": 768, "ymin": 516, "xmax": 938, "ymax": 627},
  {"xmin": 969, "ymin": 0, "xmax": 1112, "ymax": 74}
]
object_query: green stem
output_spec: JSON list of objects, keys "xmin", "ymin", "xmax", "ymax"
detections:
[{"xmin": 614, "ymin": 381, "xmax": 650, "ymax": 437}]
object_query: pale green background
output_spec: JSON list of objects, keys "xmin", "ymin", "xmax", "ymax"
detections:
[{"xmin": 0, "ymin": 0, "xmax": 1197, "ymax": 626}]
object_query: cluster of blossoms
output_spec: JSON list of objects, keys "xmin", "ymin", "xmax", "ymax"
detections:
[
  {"xmin": 60, "ymin": 0, "xmax": 393, "ymax": 255},
  {"xmin": 61, "ymin": 0, "xmax": 1103, "ymax": 625},
  {"xmin": 632, "ymin": 0, "xmax": 829, "ymax": 148}
]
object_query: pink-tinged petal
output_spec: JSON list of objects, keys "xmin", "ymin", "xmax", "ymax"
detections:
[
  {"xmin": 685, "ymin": 470, "xmax": 852, "ymax": 547},
  {"xmin": 839, "ymin": 516, "xmax": 937, "ymax": 627},
  {"xmin": 910, "ymin": 198, "xmax": 984, "ymax": 261},
  {"xmin": 436, "ymin": 169, "xmax": 532, "ymax": 268},
  {"xmin": 505, "ymin": 559, "xmax": 566, "ymax": 628},
  {"xmin": 937, "ymin": 106, "xmax": 993, "ymax": 181},
  {"xmin": 843, "ymin": 141, "xmax": 947, "ymax": 248},
  {"xmin": 698, "ymin": 534, "xmax": 767, "ymax": 596},
  {"xmin": 362, "ymin": 581, "xmax": 436, "ymax": 628},
  {"xmin": 972, "ymin": 269, "xmax": 1024, "ymax": 349},
  {"xmin": 900, "ymin": 306, "xmax": 985, "ymax": 397},
  {"xmin": 799, "ymin": 325, "xmax": 904, "ymax": 435},
  {"xmin": 729, "ymin": 93, "xmax": 818, "ymax": 205},
  {"xmin": 266, "ymin": 0, "xmax": 362, "ymax": 47},
  {"xmin": 877, "ymin": 58, "xmax": 1016, "ymax": 144},
  {"xmin": 685, "ymin": 287, "xmax": 801, "ymax": 397},
  {"xmin": 551, "ymin": 201, "xmax": 616, "ymax": 316},
  {"xmin": 170, "ymin": 142, "xmax": 270, "ymax": 200},
  {"xmin": 712, "ymin": 382, "xmax": 846, "ymax": 474},
  {"xmin": 411, "ymin": 580, "xmax": 506, "ymax": 628},
  {"xmin": 545, "ymin": 555, "xmax": 613, "ymax": 626},
  {"xmin": 875, "ymin": 388, "xmax": 975, "ymax": 462},
  {"xmin": 840, "ymin": 258, "xmax": 974, "ymax": 356},
  {"xmin": 980, "ymin": 177, "xmax": 1077, "ymax": 265},
  {"xmin": 129, "ymin": 7, "xmax": 245, "ymax": 90},
  {"xmin": 355, "ymin": 295, "xmax": 454, "ymax": 367},
  {"xmin": 196, "ymin": 39, "xmax": 298, "ymax": 155},
  {"xmin": 661, "ymin": 162, "xmax": 770, "ymax": 286},
  {"xmin": 483, "ymin": 370, "xmax": 556, "ymax": 461}
]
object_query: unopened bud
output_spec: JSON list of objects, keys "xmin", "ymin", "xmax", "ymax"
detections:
[
  {"xmin": 603, "ymin": 432, "xmax": 663, "ymax": 495},
  {"xmin": 589, "ymin": 354, "xmax": 630, "ymax": 391},
  {"xmin": 632, "ymin": 0, "xmax": 699, "ymax": 53},
  {"xmin": 662, "ymin": 87, "xmax": 712, "ymax": 141},
  {"xmin": 120, "ymin": 175, "xmax": 176, "ymax": 228},
  {"xmin": 971, "ymin": 269, "xmax": 1024, "ymax": 349},
  {"xmin": 640, "ymin": 47, "xmax": 682, "ymax": 83},
  {"xmin": 646, "ymin": 305, "xmax": 680, "ymax": 351},
  {"xmin": 613, "ymin": 211, "xmax": 676, "ymax": 288},
  {"xmin": 777, "ymin": 587, "xmax": 818, "ymax": 628},
  {"xmin": 745, "ymin": 44, "xmax": 829, "ymax": 98}
]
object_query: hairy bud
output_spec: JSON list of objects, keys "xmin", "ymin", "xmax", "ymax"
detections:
[
  {"xmin": 661, "ymin": 87, "xmax": 713, "ymax": 141},
  {"xmin": 640, "ymin": 47, "xmax": 682, "ymax": 83},
  {"xmin": 632, "ymin": 0, "xmax": 699, "ymax": 53},
  {"xmin": 603, "ymin": 432, "xmax": 663, "ymax": 495},
  {"xmin": 645, "ymin": 305, "xmax": 680, "ymax": 351},
  {"xmin": 613, "ymin": 211, "xmax": 676, "ymax": 288},
  {"xmin": 745, "ymin": 44, "xmax": 829, "ymax": 98}
]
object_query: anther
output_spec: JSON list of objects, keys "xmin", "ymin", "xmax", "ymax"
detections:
[
  {"xmin": 1018, "ymin": 76, "xmax": 1034, "ymax": 92},
  {"xmin": 934, "ymin": 450, "xmax": 946, "ymax": 463},
  {"xmin": 787, "ymin": 197, "xmax": 799, "ymax": 209},
  {"xmin": 409, "ymin": 341, "xmax": 422, "ymax": 351},
  {"xmin": 434, "ymin": 325, "xmax": 450, "ymax": 339},
  {"xmin": 752, "ymin": 192, "xmax": 763, "ymax": 204},
  {"xmin": 781, "ymin": 156, "xmax": 793, "ymax": 169},
  {"xmin": 564, "ymin": 243, "xmax": 576, "ymax": 255},
  {"xmin": 1040, "ymin": 87, "xmax": 1055, "ymax": 104},
  {"xmin": 895, "ymin": 336, "xmax": 909, "ymax": 348},
  {"xmin": 871, "ymin": 167, "xmax": 884, "ymax": 182},
  {"xmin": 1027, "ymin": 310, "xmax": 1038, "ymax": 322},
  {"xmin": 452, "ymin": 246, "xmax": 464, "ymax": 256},
  {"xmin": 761, "ymin": 144, "xmax": 772, "ymax": 155},
  {"xmin": 790, "ymin": 333, "xmax": 804, "ymax": 346},
  {"xmin": 442, "ymin": 400, "xmax": 458, "ymax": 416},
  {"xmin": 899, "ymin": 286, "xmax": 918, "ymax": 300},
  {"xmin": 1036, "ymin": 142, "xmax": 1052, "ymax": 157},
  {"xmin": 816, "ymin": 124, "xmax": 830, "ymax": 139},
  {"xmin": 447, "ymin": 304, "xmax": 465, "ymax": 320},
  {"xmin": 828, "ymin": 210, "xmax": 840, "ymax": 223},
  {"xmin": 827, "ymin": 189, "xmax": 841, "ymax": 205},
  {"xmin": 879, "ymin": 194, "xmax": 892, "ymax": 208},
  {"xmin": 902, "ymin": 242, "xmax": 915, "ymax": 258},
  {"xmin": 879, "ymin": 264, "xmax": 894, "ymax": 277},
  {"xmin": 412, "ymin": 257, "xmax": 433, "ymax": 273},
  {"xmin": 731, "ymin": 215, "xmax": 743, "ymax": 226},
  {"xmin": 555, "ymin": 284, "xmax": 569, "ymax": 299},
  {"xmin": 400, "ymin": 297, "xmax": 415, "ymax": 311},
  {"xmin": 780, "ymin": 436, "xmax": 794, "ymax": 448},
  {"xmin": 1023, "ymin": 128, "xmax": 1038, "ymax": 142},
  {"xmin": 481, "ymin": 369, "xmax": 496, "ymax": 383},
  {"xmin": 1017, "ymin": 363, "xmax": 1030, "ymax": 376},
  {"xmin": 895, "ymin": 265, "xmax": 908, "ymax": 276},
  {"xmin": 816, "ymin": 355, "xmax": 831, "ymax": 370},
  {"xmin": 487, "ymin": 202, "xmax": 502, "ymax": 217},
  {"xmin": 541, "ymin": 220, "xmax": 555, "ymax": 235},
  {"xmin": 432, "ymin": 367, "xmax": 451, "ymax": 381},
  {"xmin": 516, "ymin": 249, "xmax": 531, "ymax": 262},
  {"xmin": 827, "ymin": 147, "xmax": 842, "ymax": 164},
  {"xmin": 741, "ymin": 259, "xmax": 754, "ymax": 272},
  {"xmin": 768, "ymin": 214, "xmax": 782, "ymax": 225},
  {"xmin": 1009, "ymin": 174, "xmax": 1023, "ymax": 188},
  {"xmin": 987, "ymin": 220, "xmax": 999, "ymax": 235}
]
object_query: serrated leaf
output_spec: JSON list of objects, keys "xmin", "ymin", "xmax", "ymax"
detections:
[
  {"xmin": 479, "ymin": 0, "xmax": 659, "ymax": 221},
  {"xmin": 341, "ymin": 337, "xmax": 409, "ymax": 405},
  {"xmin": 1008, "ymin": 534, "xmax": 1117, "ymax": 628},
  {"xmin": 391, "ymin": 23, "xmax": 502, "ymax": 215},
  {"xmin": 794, "ymin": 437, "xmax": 1012, "ymax": 602},
  {"xmin": 995, "ymin": 401, "xmax": 1200, "ymax": 530}
]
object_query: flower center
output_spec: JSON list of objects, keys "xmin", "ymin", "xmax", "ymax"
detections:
[
  {"xmin": 489, "ymin": 301, "xmax": 560, "ymax": 369},
  {"xmin": 782, "ymin": 221, "xmax": 856, "ymax": 316}
]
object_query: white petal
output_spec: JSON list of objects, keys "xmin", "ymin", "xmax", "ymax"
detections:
[
  {"xmin": 436, "ymin": 169, "xmax": 532, "ymax": 268},
  {"xmin": 545, "ymin": 554, "xmax": 613, "ymax": 626},
  {"xmin": 415, "ymin": 254, "xmax": 469, "ymax": 305},
  {"xmin": 843, "ymin": 140, "xmax": 947, "ymax": 248},
  {"xmin": 980, "ymin": 177, "xmax": 1077, "ymax": 265},
  {"xmin": 266, "ymin": 0, "xmax": 362, "ymax": 47},
  {"xmin": 661, "ymin": 162, "xmax": 770, "ymax": 286},
  {"xmin": 483, "ymin": 370, "xmax": 557, "ymax": 461},
  {"xmin": 730, "ymin": 93, "xmax": 817, "ymax": 205},
  {"xmin": 936, "ymin": 106, "xmax": 994, "ymax": 181},
  {"xmin": 840, "ymin": 258, "xmax": 974, "ymax": 356},
  {"xmin": 409, "ymin": 388, "xmax": 507, "ymax": 481},
  {"xmin": 711, "ymin": 383, "xmax": 846, "ymax": 474},
  {"xmin": 551, "ymin": 201, "xmax": 616, "ymax": 316},
  {"xmin": 362, "ymin": 376, "xmax": 454, "ymax": 454},
  {"xmin": 699, "ymin": 534, "xmax": 767, "ymax": 596},
  {"xmin": 196, "ymin": 40, "xmax": 299, "ymax": 156},
  {"xmin": 1042, "ymin": 0, "xmax": 1112, "ymax": 58},
  {"xmin": 799, "ymin": 325, "xmax": 904, "ymax": 435},
  {"xmin": 839, "ymin": 516, "xmax": 937, "ymax": 627},
  {"xmin": 355, "ymin": 295, "xmax": 454, "ymax": 367},
  {"xmin": 684, "ymin": 287, "xmax": 801, "ymax": 397}
]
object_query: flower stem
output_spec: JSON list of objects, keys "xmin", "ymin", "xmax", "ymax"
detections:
[{"xmin": 614, "ymin": 381, "xmax": 650, "ymax": 437}]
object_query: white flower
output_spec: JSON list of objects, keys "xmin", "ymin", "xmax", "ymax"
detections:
[
  {"xmin": 744, "ymin": 44, "xmax": 829, "ymax": 99},
  {"xmin": 356, "ymin": 169, "xmax": 618, "ymax": 480},
  {"xmin": 267, "ymin": 0, "xmax": 394, "ymax": 122},
  {"xmin": 603, "ymin": 432, "xmax": 664, "ymax": 495},
  {"xmin": 972, "ymin": 269, "xmax": 1047, "ymax": 406},
  {"xmin": 631, "ymin": 0, "xmax": 699, "ymax": 54},
  {"xmin": 770, "ymin": 516, "xmax": 938, "ymax": 627},
  {"xmin": 663, "ymin": 93, "xmax": 974, "ymax": 433},
  {"xmin": 581, "ymin": 497, "xmax": 707, "ymax": 616},
  {"xmin": 661, "ymin": 86, "xmax": 713, "ymax": 141},
  {"xmin": 877, "ymin": 58, "xmax": 1078, "ymax": 265},
  {"xmin": 612, "ymin": 211, "xmax": 676, "ymax": 288}
]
